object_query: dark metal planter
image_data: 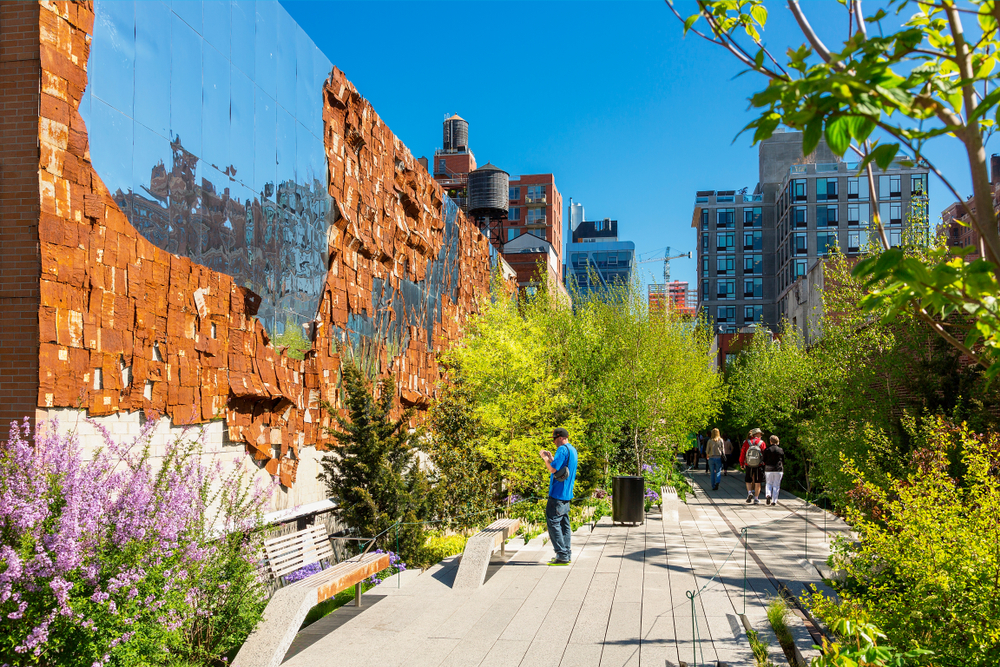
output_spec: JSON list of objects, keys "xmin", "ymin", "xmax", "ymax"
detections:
[{"xmin": 612, "ymin": 475, "xmax": 645, "ymax": 525}]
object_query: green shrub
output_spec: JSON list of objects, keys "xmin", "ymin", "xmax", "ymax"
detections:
[
  {"xmin": 417, "ymin": 533, "xmax": 470, "ymax": 568},
  {"xmin": 807, "ymin": 419, "xmax": 999, "ymax": 666}
]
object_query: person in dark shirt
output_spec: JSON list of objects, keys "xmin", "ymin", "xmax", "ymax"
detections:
[{"xmin": 762, "ymin": 435, "xmax": 785, "ymax": 506}]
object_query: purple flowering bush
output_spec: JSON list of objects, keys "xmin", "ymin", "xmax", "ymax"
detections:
[{"xmin": 0, "ymin": 418, "xmax": 271, "ymax": 666}]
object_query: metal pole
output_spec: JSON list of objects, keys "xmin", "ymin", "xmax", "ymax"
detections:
[
  {"xmin": 396, "ymin": 521, "xmax": 401, "ymax": 589},
  {"xmin": 804, "ymin": 501, "xmax": 808, "ymax": 561},
  {"xmin": 687, "ymin": 590, "xmax": 698, "ymax": 667}
]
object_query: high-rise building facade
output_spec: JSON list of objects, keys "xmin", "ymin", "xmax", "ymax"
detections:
[
  {"xmin": 693, "ymin": 131, "xmax": 929, "ymax": 334},
  {"xmin": 565, "ymin": 218, "xmax": 635, "ymax": 296}
]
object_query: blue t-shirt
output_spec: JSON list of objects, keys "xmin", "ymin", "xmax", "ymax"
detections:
[{"xmin": 548, "ymin": 443, "xmax": 578, "ymax": 501}]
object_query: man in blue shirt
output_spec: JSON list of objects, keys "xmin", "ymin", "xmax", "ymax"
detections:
[{"xmin": 539, "ymin": 427, "xmax": 578, "ymax": 566}]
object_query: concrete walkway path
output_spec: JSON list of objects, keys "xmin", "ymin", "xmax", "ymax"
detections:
[{"xmin": 280, "ymin": 467, "xmax": 852, "ymax": 667}]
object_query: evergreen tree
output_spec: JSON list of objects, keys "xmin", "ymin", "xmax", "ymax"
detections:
[
  {"xmin": 426, "ymin": 363, "xmax": 498, "ymax": 530},
  {"xmin": 319, "ymin": 358, "xmax": 427, "ymax": 563}
]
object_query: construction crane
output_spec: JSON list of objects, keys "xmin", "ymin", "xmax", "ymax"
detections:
[{"xmin": 637, "ymin": 246, "xmax": 692, "ymax": 284}]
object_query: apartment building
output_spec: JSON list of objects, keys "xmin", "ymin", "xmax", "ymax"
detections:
[{"xmin": 693, "ymin": 131, "xmax": 929, "ymax": 335}]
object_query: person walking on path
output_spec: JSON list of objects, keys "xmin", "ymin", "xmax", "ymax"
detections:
[
  {"xmin": 740, "ymin": 428, "xmax": 767, "ymax": 504},
  {"xmin": 706, "ymin": 428, "xmax": 725, "ymax": 490},
  {"xmin": 763, "ymin": 435, "xmax": 785, "ymax": 506},
  {"xmin": 539, "ymin": 427, "xmax": 578, "ymax": 566},
  {"xmin": 722, "ymin": 434, "xmax": 734, "ymax": 476}
]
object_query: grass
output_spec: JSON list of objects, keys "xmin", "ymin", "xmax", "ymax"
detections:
[
  {"xmin": 767, "ymin": 594, "xmax": 804, "ymax": 666},
  {"xmin": 746, "ymin": 628, "xmax": 775, "ymax": 667}
]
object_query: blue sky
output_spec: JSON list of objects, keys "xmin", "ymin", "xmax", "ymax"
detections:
[{"xmin": 282, "ymin": 1, "xmax": 979, "ymax": 290}]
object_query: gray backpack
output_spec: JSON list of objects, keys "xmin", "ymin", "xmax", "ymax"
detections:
[{"xmin": 745, "ymin": 439, "xmax": 764, "ymax": 468}]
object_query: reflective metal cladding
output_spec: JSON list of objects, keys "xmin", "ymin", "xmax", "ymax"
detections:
[{"xmin": 82, "ymin": 0, "xmax": 333, "ymax": 335}]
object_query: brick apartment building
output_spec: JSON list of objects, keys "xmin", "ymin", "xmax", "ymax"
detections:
[
  {"xmin": 430, "ymin": 117, "xmax": 565, "ymax": 294},
  {"xmin": 938, "ymin": 154, "xmax": 1000, "ymax": 258}
]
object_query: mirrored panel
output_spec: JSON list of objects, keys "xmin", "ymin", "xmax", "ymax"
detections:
[{"xmin": 83, "ymin": 1, "xmax": 334, "ymax": 331}]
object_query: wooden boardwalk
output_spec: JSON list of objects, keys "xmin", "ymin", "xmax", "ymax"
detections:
[{"xmin": 280, "ymin": 467, "xmax": 850, "ymax": 667}]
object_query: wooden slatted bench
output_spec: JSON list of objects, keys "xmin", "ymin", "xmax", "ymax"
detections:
[
  {"xmin": 453, "ymin": 517, "xmax": 521, "ymax": 589},
  {"xmin": 233, "ymin": 525, "xmax": 390, "ymax": 667}
]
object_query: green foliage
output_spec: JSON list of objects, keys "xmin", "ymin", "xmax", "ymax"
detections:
[
  {"xmin": 273, "ymin": 318, "xmax": 312, "ymax": 360},
  {"xmin": 766, "ymin": 596, "xmax": 794, "ymax": 654},
  {"xmin": 672, "ymin": 0, "xmax": 1000, "ymax": 378},
  {"xmin": 425, "ymin": 363, "xmax": 497, "ymax": 530},
  {"xmin": 746, "ymin": 628, "xmax": 775, "ymax": 667},
  {"xmin": 809, "ymin": 617, "xmax": 933, "ymax": 667},
  {"xmin": 808, "ymin": 419, "xmax": 999, "ymax": 666},
  {"xmin": 417, "ymin": 532, "xmax": 470, "ymax": 568},
  {"xmin": 319, "ymin": 358, "xmax": 428, "ymax": 564},
  {"xmin": 441, "ymin": 273, "xmax": 722, "ymax": 501}
]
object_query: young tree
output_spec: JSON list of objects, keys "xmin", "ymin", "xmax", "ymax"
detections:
[
  {"xmin": 670, "ymin": 0, "xmax": 1000, "ymax": 376},
  {"xmin": 319, "ymin": 358, "xmax": 428, "ymax": 562},
  {"xmin": 425, "ymin": 362, "xmax": 498, "ymax": 529}
]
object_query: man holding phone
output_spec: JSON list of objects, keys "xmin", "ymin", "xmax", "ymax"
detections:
[{"xmin": 539, "ymin": 427, "xmax": 578, "ymax": 566}]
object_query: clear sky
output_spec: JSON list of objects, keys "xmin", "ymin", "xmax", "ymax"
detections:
[{"xmin": 282, "ymin": 1, "xmax": 980, "ymax": 291}]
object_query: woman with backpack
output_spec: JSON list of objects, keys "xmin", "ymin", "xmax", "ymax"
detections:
[{"xmin": 739, "ymin": 428, "xmax": 767, "ymax": 504}]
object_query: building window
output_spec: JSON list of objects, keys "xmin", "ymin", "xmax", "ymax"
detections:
[
  {"xmin": 795, "ymin": 259, "xmax": 807, "ymax": 277},
  {"xmin": 509, "ymin": 186, "xmax": 520, "ymax": 200},
  {"xmin": 816, "ymin": 178, "xmax": 838, "ymax": 201},
  {"xmin": 847, "ymin": 203, "xmax": 869, "ymax": 227},
  {"xmin": 795, "ymin": 233, "xmax": 808, "ymax": 255},
  {"xmin": 847, "ymin": 230, "xmax": 866, "ymax": 252},
  {"xmin": 744, "ymin": 278, "xmax": 763, "ymax": 298},
  {"xmin": 701, "ymin": 209, "xmax": 709, "ymax": 230},
  {"xmin": 743, "ymin": 207, "xmax": 762, "ymax": 228},
  {"xmin": 508, "ymin": 207, "xmax": 520, "ymax": 221},
  {"xmin": 879, "ymin": 202, "xmax": 903, "ymax": 225},
  {"xmin": 717, "ymin": 279, "xmax": 735, "ymax": 300},
  {"xmin": 527, "ymin": 228, "xmax": 546, "ymax": 239},
  {"xmin": 793, "ymin": 179, "xmax": 807, "ymax": 202},
  {"xmin": 743, "ymin": 230, "xmax": 762, "ymax": 251},
  {"xmin": 911, "ymin": 174, "xmax": 928, "ymax": 196},
  {"xmin": 526, "ymin": 184, "xmax": 545, "ymax": 200},
  {"xmin": 717, "ymin": 233, "xmax": 735, "ymax": 251},
  {"xmin": 717, "ymin": 305, "xmax": 735, "ymax": 322},
  {"xmin": 717, "ymin": 256, "xmax": 735, "ymax": 275},
  {"xmin": 702, "ymin": 234, "xmax": 709, "ymax": 251},
  {"xmin": 572, "ymin": 253, "xmax": 587, "ymax": 267},
  {"xmin": 526, "ymin": 208, "xmax": 546, "ymax": 225},
  {"xmin": 880, "ymin": 175, "xmax": 901, "ymax": 199},
  {"xmin": 818, "ymin": 232, "xmax": 838, "ymax": 255},
  {"xmin": 717, "ymin": 209, "xmax": 735, "ymax": 229},
  {"xmin": 702, "ymin": 279, "xmax": 709, "ymax": 299},
  {"xmin": 507, "ymin": 228, "xmax": 521, "ymax": 241},
  {"xmin": 847, "ymin": 176, "xmax": 869, "ymax": 200},
  {"xmin": 702, "ymin": 256, "xmax": 709, "ymax": 274},
  {"xmin": 793, "ymin": 206, "xmax": 808, "ymax": 228},
  {"xmin": 438, "ymin": 159, "xmax": 446, "ymax": 172},
  {"xmin": 744, "ymin": 305, "xmax": 763, "ymax": 323},
  {"xmin": 817, "ymin": 205, "xmax": 839, "ymax": 228},
  {"xmin": 744, "ymin": 254, "xmax": 763, "ymax": 275}
]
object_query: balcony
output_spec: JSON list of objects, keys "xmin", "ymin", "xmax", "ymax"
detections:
[
  {"xmin": 523, "ymin": 217, "xmax": 547, "ymax": 226},
  {"xmin": 524, "ymin": 196, "xmax": 547, "ymax": 206}
]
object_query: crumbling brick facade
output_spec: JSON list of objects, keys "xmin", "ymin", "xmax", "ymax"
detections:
[{"xmin": 10, "ymin": 1, "xmax": 493, "ymax": 491}]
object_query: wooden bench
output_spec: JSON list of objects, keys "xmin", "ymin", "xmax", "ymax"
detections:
[
  {"xmin": 453, "ymin": 517, "xmax": 521, "ymax": 589},
  {"xmin": 233, "ymin": 524, "xmax": 390, "ymax": 667}
]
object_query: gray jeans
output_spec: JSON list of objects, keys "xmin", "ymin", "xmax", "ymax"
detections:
[{"xmin": 546, "ymin": 497, "xmax": 571, "ymax": 561}]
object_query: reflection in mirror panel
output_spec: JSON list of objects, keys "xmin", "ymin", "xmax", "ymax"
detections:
[{"xmin": 83, "ymin": 0, "xmax": 333, "ymax": 332}]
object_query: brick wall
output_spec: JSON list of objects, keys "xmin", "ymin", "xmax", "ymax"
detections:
[{"xmin": 0, "ymin": 2, "xmax": 41, "ymax": 427}]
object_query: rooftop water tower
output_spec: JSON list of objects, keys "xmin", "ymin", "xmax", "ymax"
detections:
[
  {"xmin": 443, "ymin": 114, "xmax": 469, "ymax": 153},
  {"xmin": 468, "ymin": 162, "xmax": 509, "ymax": 250}
]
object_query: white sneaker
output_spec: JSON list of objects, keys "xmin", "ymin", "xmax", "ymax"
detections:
[{"xmin": 753, "ymin": 496, "xmax": 760, "ymax": 505}]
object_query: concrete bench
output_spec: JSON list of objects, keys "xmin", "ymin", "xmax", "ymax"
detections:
[
  {"xmin": 233, "ymin": 525, "xmax": 391, "ymax": 667},
  {"xmin": 453, "ymin": 517, "xmax": 521, "ymax": 589}
]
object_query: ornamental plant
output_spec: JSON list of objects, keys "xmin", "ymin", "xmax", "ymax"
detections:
[
  {"xmin": 808, "ymin": 418, "xmax": 1000, "ymax": 666},
  {"xmin": 0, "ymin": 418, "xmax": 270, "ymax": 667}
]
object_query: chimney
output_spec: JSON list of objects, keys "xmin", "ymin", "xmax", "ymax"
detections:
[{"xmin": 992, "ymin": 154, "xmax": 1000, "ymax": 185}]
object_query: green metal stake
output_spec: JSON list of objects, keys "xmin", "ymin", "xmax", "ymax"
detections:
[
  {"xmin": 687, "ymin": 590, "xmax": 698, "ymax": 667},
  {"xmin": 804, "ymin": 502, "xmax": 809, "ymax": 561},
  {"xmin": 742, "ymin": 526, "xmax": 748, "ymax": 616},
  {"xmin": 396, "ymin": 521, "xmax": 400, "ymax": 589}
]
